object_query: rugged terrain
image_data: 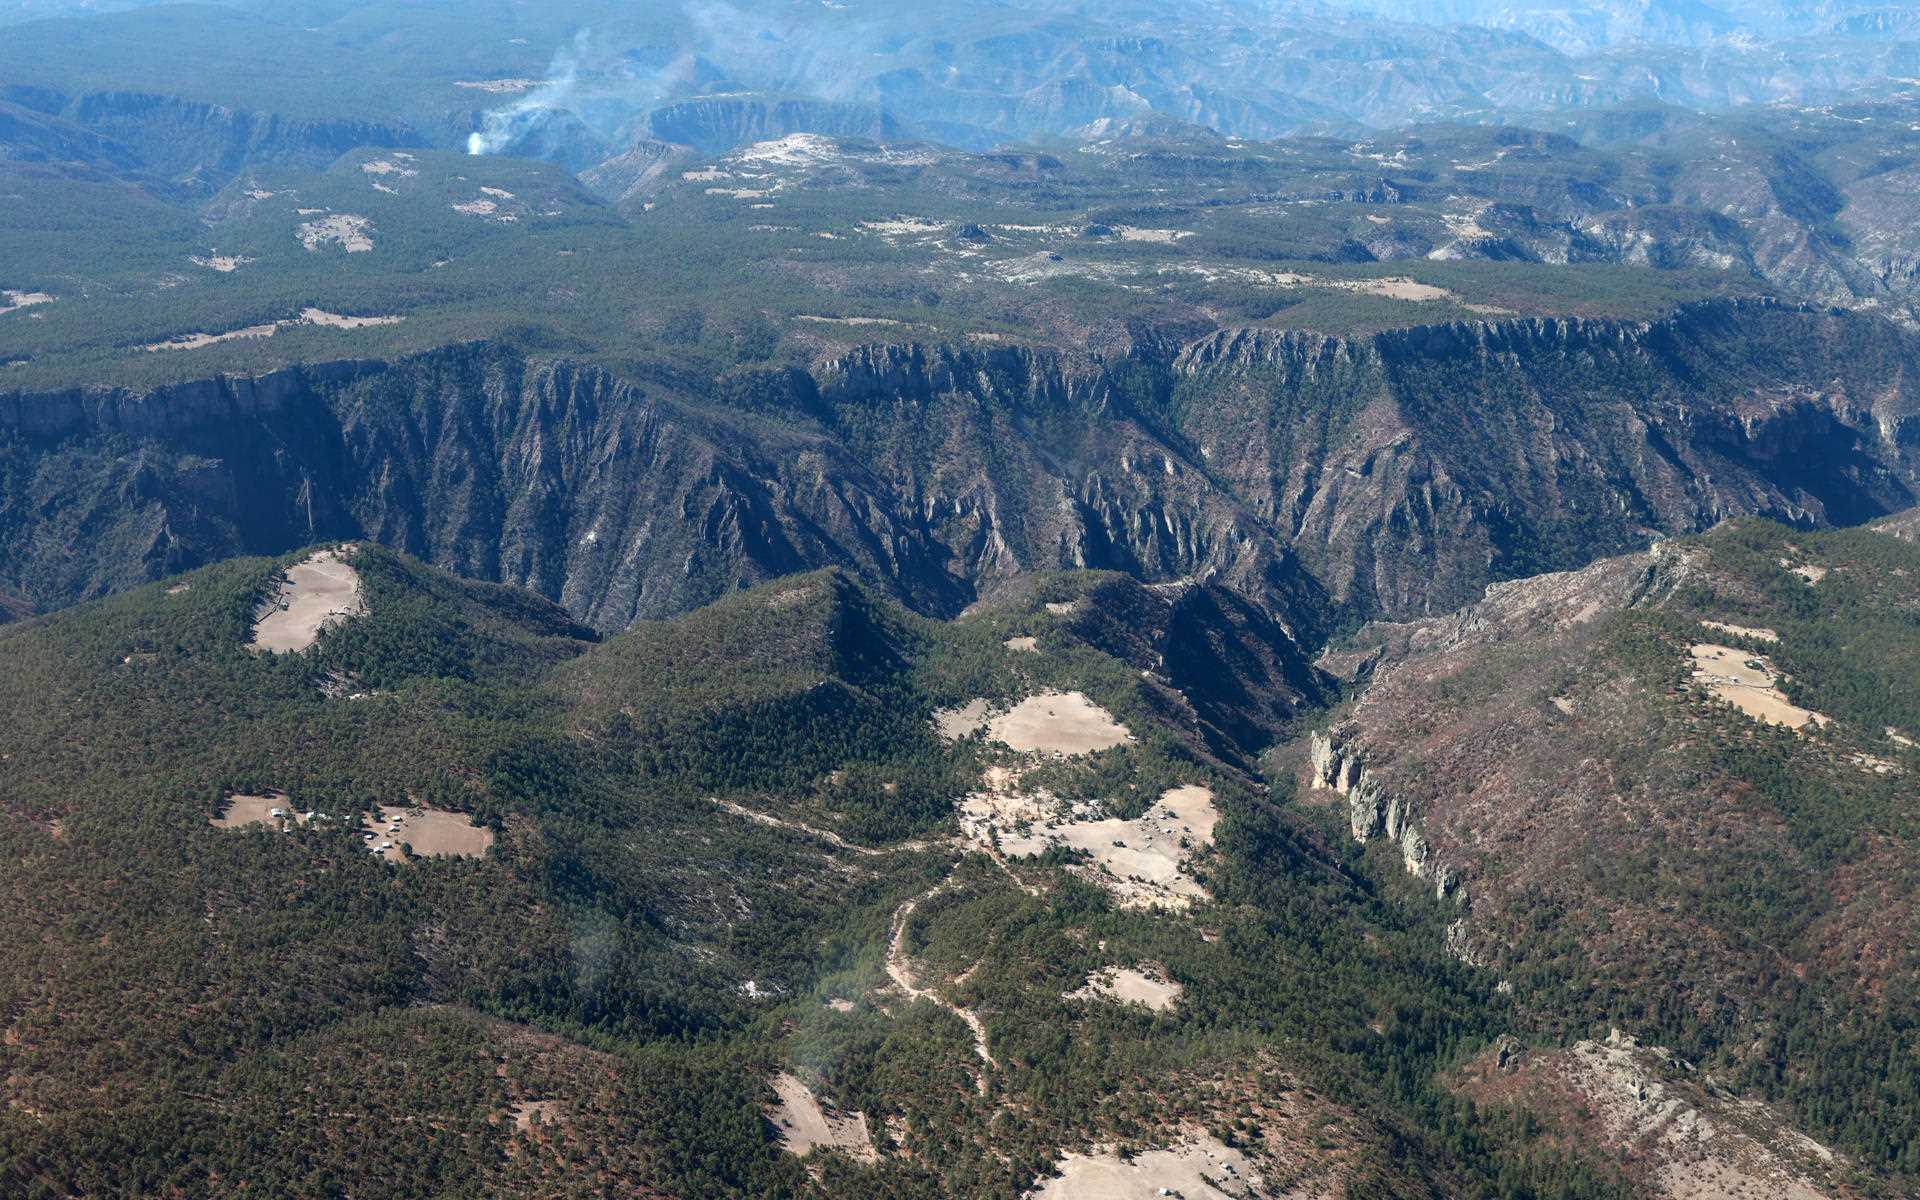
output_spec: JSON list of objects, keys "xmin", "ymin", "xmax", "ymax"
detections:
[
  {"xmin": 0, "ymin": 543, "xmax": 1590, "ymax": 1198},
  {"xmin": 3, "ymin": 3, "xmax": 1920, "ymax": 1196},
  {"xmin": 3, "ymin": 299, "xmax": 1914, "ymax": 638},
  {"xmin": 1298, "ymin": 519, "xmax": 1920, "ymax": 1183}
]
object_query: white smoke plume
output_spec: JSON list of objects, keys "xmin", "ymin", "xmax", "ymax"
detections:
[{"xmin": 468, "ymin": 30, "xmax": 593, "ymax": 156}]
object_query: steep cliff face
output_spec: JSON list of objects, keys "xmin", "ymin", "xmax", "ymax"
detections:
[
  {"xmin": 644, "ymin": 96, "xmax": 909, "ymax": 154},
  {"xmin": 36, "ymin": 89, "xmax": 424, "ymax": 189},
  {"xmin": 1179, "ymin": 302, "xmax": 1920, "ymax": 618},
  {"xmin": 1, "ymin": 301, "xmax": 1915, "ymax": 634}
]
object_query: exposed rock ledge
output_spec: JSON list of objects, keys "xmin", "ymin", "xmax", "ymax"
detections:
[{"xmin": 1309, "ymin": 728, "xmax": 1459, "ymax": 904}]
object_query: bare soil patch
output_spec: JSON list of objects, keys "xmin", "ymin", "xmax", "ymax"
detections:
[
  {"xmin": 1341, "ymin": 276, "xmax": 1453, "ymax": 301},
  {"xmin": 1004, "ymin": 636, "xmax": 1039, "ymax": 653},
  {"xmin": 934, "ymin": 698, "xmax": 992, "ymax": 741},
  {"xmin": 189, "ymin": 254, "xmax": 253, "ymax": 273},
  {"xmin": 146, "ymin": 309, "xmax": 402, "ymax": 353},
  {"xmin": 1701, "ymin": 620, "xmax": 1778, "ymax": 643},
  {"xmin": 143, "ymin": 323, "xmax": 281, "ymax": 351},
  {"xmin": 860, "ymin": 217, "xmax": 947, "ymax": 237},
  {"xmin": 0, "ymin": 290, "xmax": 53, "ymax": 316},
  {"xmin": 987, "ymin": 691, "xmax": 1131, "ymax": 756},
  {"xmin": 250, "ymin": 548, "xmax": 365, "ymax": 653},
  {"xmin": 1029, "ymin": 1136, "xmax": 1261, "ymax": 1198},
  {"xmin": 297, "ymin": 214, "xmax": 374, "ymax": 253},
  {"xmin": 1778, "ymin": 557, "xmax": 1828, "ymax": 584},
  {"xmin": 767, "ymin": 585, "xmax": 816, "ymax": 610},
  {"xmin": 300, "ymin": 308, "xmax": 403, "ymax": 330},
  {"xmin": 1067, "ymin": 966, "xmax": 1182, "ymax": 1012},
  {"xmin": 211, "ymin": 791, "xmax": 306, "ymax": 829},
  {"xmin": 767, "ymin": 1072, "xmax": 877, "ymax": 1162},
  {"xmin": 963, "ymin": 785, "xmax": 1218, "ymax": 909},
  {"xmin": 1688, "ymin": 644, "xmax": 1830, "ymax": 731},
  {"xmin": 511, "ymin": 1099, "xmax": 562, "ymax": 1133},
  {"xmin": 360, "ymin": 804, "xmax": 493, "ymax": 863}
]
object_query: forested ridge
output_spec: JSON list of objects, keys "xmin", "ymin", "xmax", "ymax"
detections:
[{"xmin": 0, "ymin": 541, "xmax": 1713, "ymax": 1198}]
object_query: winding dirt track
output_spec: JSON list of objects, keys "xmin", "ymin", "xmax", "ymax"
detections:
[
  {"xmin": 887, "ymin": 879, "xmax": 995, "ymax": 1093},
  {"xmin": 707, "ymin": 800, "xmax": 997, "ymax": 1092}
]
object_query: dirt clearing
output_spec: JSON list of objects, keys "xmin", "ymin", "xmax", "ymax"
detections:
[
  {"xmin": 511, "ymin": 1100, "xmax": 562, "ymax": 1132},
  {"xmin": 190, "ymin": 254, "xmax": 253, "ymax": 273},
  {"xmin": 963, "ymin": 785, "xmax": 1219, "ymax": 909},
  {"xmin": 1029, "ymin": 1137, "xmax": 1261, "ymax": 1198},
  {"xmin": 1700, "ymin": 620, "xmax": 1778, "ymax": 643},
  {"xmin": 987, "ymin": 691, "xmax": 1131, "ymax": 755},
  {"xmin": 297, "ymin": 214, "xmax": 374, "ymax": 253},
  {"xmin": 250, "ymin": 548, "xmax": 365, "ymax": 653},
  {"xmin": 767, "ymin": 1072, "xmax": 877, "ymax": 1162},
  {"xmin": 0, "ymin": 291, "xmax": 53, "ymax": 316},
  {"xmin": 1689, "ymin": 644, "xmax": 1830, "ymax": 731},
  {"xmin": 934, "ymin": 698, "xmax": 992, "ymax": 741},
  {"xmin": 1067, "ymin": 966, "xmax": 1182, "ymax": 1012},
  {"xmin": 143, "ymin": 307, "xmax": 402, "ymax": 350},
  {"xmin": 360, "ymin": 804, "xmax": 493, "ymax": 863},
  {"xmin": 144, "ymin": 323, "xmax": 282, "ymax": 352},
  {"xmin": 300, "ymin": 308, "xmax": 403, "ymax": 330},
  {"xmin": 1779, "ymin": 558, "xmax": 1828, "ymax": 584},
  {"xmin": 210, "ymin": 791, "xmax": 305, "ymax": 829}
]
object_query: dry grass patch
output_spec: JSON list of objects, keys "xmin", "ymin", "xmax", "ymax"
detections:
[
  {"xmin": 987, "ymin": 691, "xmax": 1131, "ymax": 756},
  {"xmin": 145, "ymin": 309, "xmax": 401, "ymax": 353},
  {"xmin": 455, "ymin": 78, "xmax": 540, "ymax": 93},
  {"xmin": 143, "ymin": 322, "xmax": 281, "ymax": 352}
]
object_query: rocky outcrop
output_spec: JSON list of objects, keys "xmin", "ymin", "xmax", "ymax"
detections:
[
  {"xmin": 1309, "ymin": 728, "xmax": 1456, "ymax": 900},
  {"xmin": 644, "ymin": 96, "xmax": 909, "ymax": 155},
  {"xmin": 1455, "ymin": 1031, "xmax": 1855, "ymax": 1200}
]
